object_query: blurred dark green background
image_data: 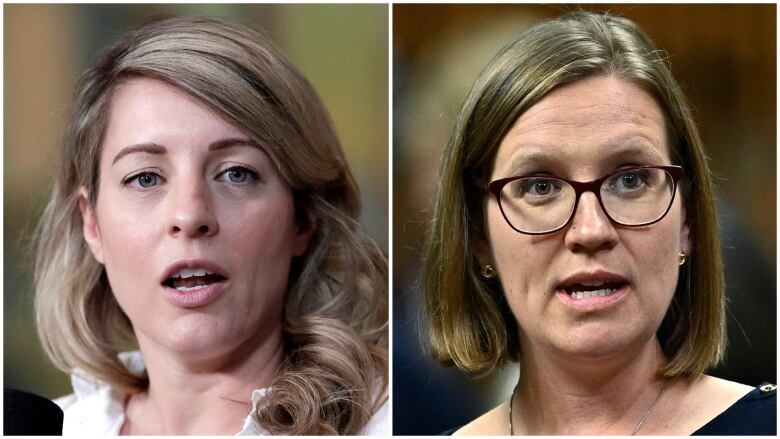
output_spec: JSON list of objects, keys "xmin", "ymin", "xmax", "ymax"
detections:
[{"xmin": 5, "ymin": 4, "xmax": 388, "ymax": 399}]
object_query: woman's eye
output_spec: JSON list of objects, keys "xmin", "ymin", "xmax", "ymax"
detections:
[
  {"xmin": 124, "ymin": 172, "xmax": 160, "ymax": 189},
  {"xmin": 520, "ymin": 178, "xmax": 559, "ymax": 197},
  {"xmin": 611, "ymin": 170, "xmax": 649, "ymax": 191},
  {"xmin": 218, "ymin": 166, "xmax": 258, "ymax": 184},
  {"xmin": 620, "ymin": 172, "xmax": 640, "ymax": 188},
  {"xmin": 532, "ymin": 181, "xmax": 552, "ymax": 195}
]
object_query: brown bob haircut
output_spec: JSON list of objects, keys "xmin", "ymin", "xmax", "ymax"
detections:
[{"xmin": 423, "ymin": 11, "xmax": 725, "ymax": 378}]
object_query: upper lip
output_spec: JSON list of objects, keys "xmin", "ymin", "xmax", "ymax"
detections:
[
  {"xmin": 558, "ymin": 270, "xmax": 629, "ymax": 290},
  {"xmin": 160, "ymin": 259, "xmax": 228, "ymax": 285}
]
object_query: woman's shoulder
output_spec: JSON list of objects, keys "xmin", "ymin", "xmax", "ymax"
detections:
[
  {"xmin": 452, "ymin": 402, "xmax": 508, "ymax": 436},
  {"xmin": 53, "ymin": 372, "xmax": 127, "ymax": 435},
  {"xmin": 697, "ymin": 374, "xmax": 754, "ymax": 395},
  {"xmin": 691, "ymin": 379, "xmax": 776, "ymax": 435},
  {"xmin": 52, "ymin": 351, "xmax": 142, "ymax": 435},
  {"xmin": 360, "ymin": 392, "xmax": 390, "ymax": 435}
]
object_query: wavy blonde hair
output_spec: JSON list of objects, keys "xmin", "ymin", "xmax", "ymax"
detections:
[
  {"xmin": 423, "ymin": 11, "xmax": 725, "ymax": 378},
  {"xmin": 34, "ymin": 16, "xmax": 387, "ymax": 435}
]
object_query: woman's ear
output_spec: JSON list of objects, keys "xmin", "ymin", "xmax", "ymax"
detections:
[
  {"xmin": 473, "ymin": 232, "xmax": 492, "ymax": 268},
  {"xmin": 680, "ymin": 221, "xmax": 691, "ymax": 256},
  {"xmin": 78, "ymin": 187, "xmax": 104, "ymax": 264},
  {"xmin": 292, "ymin": 208, "xmax": 316, "ymax": 257}
]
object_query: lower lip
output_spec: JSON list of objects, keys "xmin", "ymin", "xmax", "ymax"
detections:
[
  {"xmin": 556, "ymin": 284, "xmax": 629, "ymax": 312},
  {"xmin": 162, "ymin": 280, "xmax": 228, "ymax": 308}
]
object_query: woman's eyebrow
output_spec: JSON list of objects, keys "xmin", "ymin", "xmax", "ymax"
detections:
[
  {"xmin": 510, "ymin": 137, "xmax": 666, "ymax": 161},
  {"xmin": 112, "ymin": 142, "xmax": 166, "ymax": 165},
  {"xmin": 208, "ymin": 138, "xmax": 262, "ymax": 151},
  {"xmin": 607, "ymin": 144, "xmax": 667, "ymax": 163},
  {"xmin": 111, "ymin": 138, "xmax": 262, "ymax": 165},
  {"xmin": 505, "ymin": 148, "xmax": 555, "ymax": 173}
]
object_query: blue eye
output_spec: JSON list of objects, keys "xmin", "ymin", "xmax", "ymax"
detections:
[
  {"xmin": 124, "ymin": 172, "xmax": 159, "ymax": 188},
  {"xmin": 218, "ymin": 166, "xmax": 257, "ymax": 184}
]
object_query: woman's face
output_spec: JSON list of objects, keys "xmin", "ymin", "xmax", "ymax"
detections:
[
  {"xmin": 81, "ymin": 78, "xmax": 312, "ymax": 358},
  {"xmin": 485, "ymin": 75, "xmax": 690, "ymax": 361}
]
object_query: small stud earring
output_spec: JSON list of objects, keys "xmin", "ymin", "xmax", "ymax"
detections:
[
  {"xmin": 481, "ymin": 265, "xmax": 495, "ymax": 279},
  {"xmin": 678, "ymin": 252, "xmax": 687, "ymax": 266}
]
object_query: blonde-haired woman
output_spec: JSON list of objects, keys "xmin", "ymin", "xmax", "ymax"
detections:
[
  {"xmin": 423, "ymin": 11, "xmax": 775, "ymax": 435},
  {"xmin": 34, "ymin": 16, "xmax": 387, "ymax": 435}
]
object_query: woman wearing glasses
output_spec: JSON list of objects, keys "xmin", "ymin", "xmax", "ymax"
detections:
[{"xmin": 422, "ymin": 11, "xmax": 775, "ymax": 435}]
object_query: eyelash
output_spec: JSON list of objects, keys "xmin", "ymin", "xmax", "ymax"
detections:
[
  {"xmin": 121, "ymin": 165, "xmax": 260, "ymax": 189},
  {"xmin": 216, "ymin": 165, "xmax": 260, "ymax": 184},
  {"xmin": 122, "ymin": 170, "xmax": 163, "ymax": 189}
]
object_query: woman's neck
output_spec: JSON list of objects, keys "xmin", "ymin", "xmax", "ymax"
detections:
[
  {"xmin": 512, "ymin": 336, "xmax": 670, "ymax": 435},
  {"xmin": 121, "ymin": 328, "xmax": 284, "ymax": 435}
]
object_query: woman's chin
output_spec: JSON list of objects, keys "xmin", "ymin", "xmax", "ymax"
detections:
[
  {"xmin": 162, "ymin": 335, "xmax": 231, "ymax": 357},
  {"xmin": 548, "ymin": 324, "xmax": 653, "ymax": 362},
  {"xmin": 558, "ymin": 341, "xmax": 629, "ymax": 362},
  {"xmin": 147, "ymin": 315, "xmax": 239, "ymax": 356}
]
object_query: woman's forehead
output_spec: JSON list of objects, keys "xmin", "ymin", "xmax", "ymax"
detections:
[{"xmin": 493, "ymin": 76, "xmax": 671, "ymax": 175}]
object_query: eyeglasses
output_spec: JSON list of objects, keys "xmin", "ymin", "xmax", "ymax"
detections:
[{"xmin": 487, "ymin": 165, "xmax": 683, "ymax": 235}]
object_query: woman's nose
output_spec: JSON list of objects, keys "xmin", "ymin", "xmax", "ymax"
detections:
[
  {"xmin": 167, "ymin": 181, "xmax": 219, "ymax": 238},
  {"xmin": 564, "ymin": 192, "xmax": 618, "ymax": 252}
]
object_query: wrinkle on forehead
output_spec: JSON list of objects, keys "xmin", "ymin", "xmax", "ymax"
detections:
[
  {"xmin": 494, "ymin": 76, "xmax": 670, "ymax": 177},
  {"xmin": 510, "ymin": 102, "xmax": 664, "ymax": 137}
]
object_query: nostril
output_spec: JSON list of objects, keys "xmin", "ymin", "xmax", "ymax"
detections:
[{"xmin": 197, "ymin": 225, "xmax": 209, "ymax": 234}]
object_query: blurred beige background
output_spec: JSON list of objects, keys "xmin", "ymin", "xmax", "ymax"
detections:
[
  {"xmin": 5, "ymin": 4, "xmax": 388, "ymax": 399},
  {"xmin": 393, "ymin": 4, "xmax": 775, "ymax": 434}
]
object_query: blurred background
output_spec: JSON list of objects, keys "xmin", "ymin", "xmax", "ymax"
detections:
[
  {"xmin": 5, "ymin": 4, "xmax": 388, "ymax": 399},
  {"xmin": 393, "ymin": 4, "xmax": 776, "ymax": 434}
]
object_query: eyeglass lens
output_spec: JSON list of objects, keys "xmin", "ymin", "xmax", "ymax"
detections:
[{"xmin": 499, "ymin": 168, "xmax": 675, "ymax": 233}]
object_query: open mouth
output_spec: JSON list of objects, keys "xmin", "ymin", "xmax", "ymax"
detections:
[
  {"xmin": 163, "ymin": 268, "xmax": 227, "ymax": 292},
  {"xmin": 563, "ymin": 281, "xmax": 626, "ymax": 300}
]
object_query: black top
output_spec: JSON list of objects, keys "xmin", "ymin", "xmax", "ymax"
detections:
[
  {"xmin": 440, "ymin": 383, "xmax": 777, "ymax": 436},
  {"xmin": 4, "ymin": 388, "xmax": 64, "ymax": 435},
  {"xmin": 691, "ymin": 382, "xmax": 776, "ymax": 435}
]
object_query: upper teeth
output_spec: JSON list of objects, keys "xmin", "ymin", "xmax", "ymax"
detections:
[
  {"xmin": 578, "ymin": 280, "xmax": 607, "ymax": 287},
  {"xmin": 172, "ymin": 268, "xmax": 213, "ymax": 279},
  {"xmin": 571, "ymin": 288, "xmax": 615, "ymax": 299}
]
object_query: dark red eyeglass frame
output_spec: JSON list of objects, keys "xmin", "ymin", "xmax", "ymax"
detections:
[{"xmin": 486, "ymin": 165, "xmax": 684, "ymax": 235}]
